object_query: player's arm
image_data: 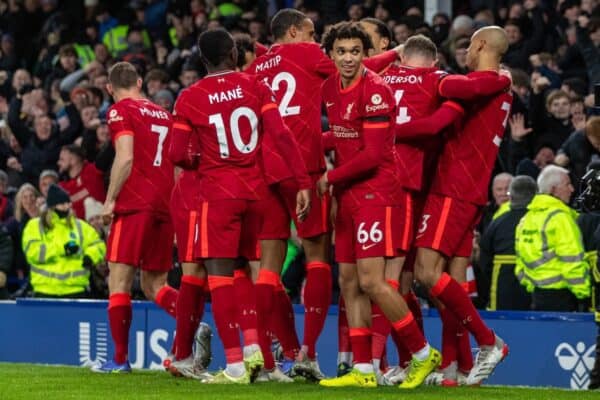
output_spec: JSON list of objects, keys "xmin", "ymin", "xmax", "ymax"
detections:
[
  {"xmin": 169, "ymin": 120, "xmax": 199, "ymax": 169},
  {"xmin": 103, "ymin": 134, "xmax": 133, "ymax": 219},
  {"xmin": 395, "ymin": 101, "xmax": 464, "ymax": 140},
  {"xmin": 438, "ymin": 73, "xmax": 511, "ymax": 100},
  {"xmin": 325, "ymin": 115, "xmax": 389, "ymax": 186},
  {"xmin": 363, "ymin": 48, "xmax": 399, "ymax": 73},
  {"xmin": 322, "ymin": 130, "xmax": 335, "ymax": 152},
  {"xmin": 262, "ymin": 103, "xmax": 311, "ymax": 190}
]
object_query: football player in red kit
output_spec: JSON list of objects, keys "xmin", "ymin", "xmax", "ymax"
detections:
[
  {"xmin": 169, "ymin": 28, "xmax": 311, "ymax": 384},
  {"xmin": 246, "ymin": 9, "xmax": 402, "ymax": 380},
  {"xmin": 413, "ymin": 26, "xmax": 513, "ymax": 386},
  {"xmin": 92, "ymin": 62, "xmax": 178, "ymax": 373},
  {"xmin": 316, "ymin": 22, "xmax": 441, "ymax": 389}
]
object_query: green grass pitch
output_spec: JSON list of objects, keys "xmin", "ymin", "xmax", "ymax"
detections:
[{"xmin": 0, "ymin": 363, "xmax": 598, "ymax": 400}]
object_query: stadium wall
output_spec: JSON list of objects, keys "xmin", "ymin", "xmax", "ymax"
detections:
[{"xmin": 0, "ymin": 299, "xmax": 596, "ymax": 389}]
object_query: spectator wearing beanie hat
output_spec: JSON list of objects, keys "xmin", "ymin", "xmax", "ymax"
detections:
[{"xmin": 21, "ymin": 184, "xmax": 106, "ymax": 298}]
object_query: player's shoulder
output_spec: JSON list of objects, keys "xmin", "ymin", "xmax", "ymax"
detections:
[{"xmin": 363, "ymin": 68, "xmax": 393, "ymax": 96}]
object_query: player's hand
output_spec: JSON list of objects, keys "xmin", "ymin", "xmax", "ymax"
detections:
[
  {"xmin": 101, "ymin": 200, "xmax": 115, "ymax": 226},
  {"xmin": 392, "ymin": 44, "xmax": 404, "ymax": 60},
  {"xmin": 296, "ymin": 189, "xmax": 311, "ymax": 222},
  {"xmin": 316, "ymin": 172, "xmax": 330, "ymax": 197}
]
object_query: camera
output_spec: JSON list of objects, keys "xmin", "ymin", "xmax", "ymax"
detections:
[{"xmin": 575, "ymin": 161, "xmax": 600, "ymax": 212}]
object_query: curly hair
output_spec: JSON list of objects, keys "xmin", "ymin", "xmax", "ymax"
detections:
[{"xmin": 321, "ymin": 21, "xmax": 373, "ymax": 55}]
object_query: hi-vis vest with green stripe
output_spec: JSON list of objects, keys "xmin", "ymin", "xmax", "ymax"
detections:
[
  {"xmin": 514, "ymin": 194, "xmax": 591, "ymax": 299},
  {"xmin": 22, "ymin": 212, "xmax": 106, "ymax": 296}
]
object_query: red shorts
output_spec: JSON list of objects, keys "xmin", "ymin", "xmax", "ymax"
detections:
[
  {"xmin": 277, "ymin": 174, "xmax": 331, "ymax": 239},
  {"xmin": 194, "ymin": 199, "xmax": 260, "ymax": 260},
  {"xmin": 414, "ymin": 194, "xmax": 481, "ymax": 258},
  {"xmin": 335, "ymin": 193, "xmax": 413, "ymax": 264},
  {"xmin": 257, "ymin": 187, "xmax": 291, "ymax": 240},
  {"xmin": 170, "ymin": 194, "xmax": 198, "ymax": 263},
  {"xmin": 107, "ymin": 212, "xmax": 174, "ymax": 271}
]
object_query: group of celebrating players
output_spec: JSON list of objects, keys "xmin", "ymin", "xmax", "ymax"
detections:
[{"xmin": 90, "ymin": 8, "xmax": 513, "ymax": 389}]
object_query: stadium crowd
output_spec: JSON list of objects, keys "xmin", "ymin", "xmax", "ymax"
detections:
[{"xmin": 0, "ymin": 0, "xmax": 599, "ymax": 389}]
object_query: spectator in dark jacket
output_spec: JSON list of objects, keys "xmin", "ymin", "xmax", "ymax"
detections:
[
  {"xmin": 502, "ymin": 2, "xmax": 546, "ymax": 71},
  {"xmin": 20, "ymin": 115, "xmax": 61, "ymax": 184},
  {"xmin": 555, "ymin": 116, "xmax": 600, "ymax": 187},
  {"xmin": 576, "ymin": 15, "xmax": 600, "ymax": 88},
  {"xmin": 479, "ymin": 175, "xmax": 537, "ymax": 311}
]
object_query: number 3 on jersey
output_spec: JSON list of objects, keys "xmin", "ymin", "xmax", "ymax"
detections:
[{"xmin": 209, "ymin": 107, "xmax": 259, "ymax": 159}]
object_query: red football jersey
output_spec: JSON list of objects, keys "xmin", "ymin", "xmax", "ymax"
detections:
[
  {"xmin": 171, "ymin": 169, "xmax": 201, "ymax": 210},
  {"xmin": 107, "ymin": 98, "xmax": 175, "ymax": 215},
  {"xmin": 430, "ymin": 71, "xmax": 513, "ymax": 205},
  {"xmin": 380, "ymin": 64, "xmax": 446, "ymax": 192},
  {"xmin": 171, "ymin": 71, "xmax": 313, "ymax": 201},
  {"xmin": 322, "ymin": 67, "xmax": 402, "ymax": 205},
  {"xmin": 59, "ymin": 162, "xmax": 106, "ymax": 219},
  {"xmin": 247, "ymin": 42, "xmax": 335, "ymax": 181}
]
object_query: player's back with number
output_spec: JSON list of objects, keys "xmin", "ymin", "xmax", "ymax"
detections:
[
  {"xmin": 431, "ymin": 72, "xmax": 513, "ymax": 205},
  {"xmin": 248, "ymin": 42, "xmax": 333, "ymax": 174},
  {"xmin": 107, "ymin": 98, "xmax": 174, "ymax": 214},
  {"xmin": 174, "ymin": 71, "xmax": 268, "ymax": 200},
  {"xmin": 381, "ymin": 64, "xmax": 445, "ymax": 191}
]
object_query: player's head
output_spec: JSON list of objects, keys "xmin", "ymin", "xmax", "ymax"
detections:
[
  {"xmin": 107, "ymin": 62, "xmax": 142, "ymax": 100},
  {"xmin": 401, "ymin": 34, "xmax": 438, "ymax": 68},
  {"xmin": 322, "ymin": 22, "xmax": 372, "ymax": 82},
  {"xmin": 360, "ymin": 17, "xmax": 391, "ymax": 55},
  {"xmin": 466, "ymin": 26, "xmax": 509, "ymax": 71},
  {"xmin": 198, "ymin": 28, "xmax": 237, "ymax": 71},
  {"xmin": 271, "ymin": 8, "xmax": 315, "ymax": 43}
]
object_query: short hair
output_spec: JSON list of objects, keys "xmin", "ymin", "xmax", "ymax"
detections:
[
  {"xmin": 145, "ymin": 68, "xmax": 170, "ymax": 84},
  {"xmin": 59, "ymin": 44, "xmax": 76, "ymax": 58},
  {"xmin": 271, "ymin": 8, "xmax": 307, "ymax": 40},
  {"xmin": 504, "ymin": 18, "xmax": 522, "ymax": 31},
  {"xmin": 321, "ymin": 21, "xmax": 373, "ymax": 55},
  {"xmin": 61, "ymin": 144, "xmax": 85, "ymax": 161},
  {"xmin": 198, "ymin": 28, "xmax": 235, "ymax": 67},
  {"xmin": 108, "ymin": 62, "xmax": 140, "ymax": 90},
  {"xmin": 361, "ymin": 17, "xmax": 392, "ymax": 46},
  {"xmin": 39, "ymin": 169, "xmax": 59, "ymax": 181},
  {"xmin": 233, "ymin": 33, "xmax": 254, "ymax": 69},
  {"xmin": 586, "ymin": 116, "xmax": 600, "ymax": 140},
  {"xmin": 537, "ymin": 165, "xmax": 569, "ymax": 194},
  {"xmin": 562, "ymin": 77, "xmax": 587, "ymax": 97},
  {"xmin": 493, "ymin": 172, "xmax": 513, "ymax": 186},
  {"xmin": 511, "ymin": 68, "xmax": 530, "ymax": 88},
  {"xmin": 403, "ymin": 34, "xmax": 438, "ymax": 60},
  {"xmin": 509, "ymin": 175, "xmax": 538, "ymax": 207},
  {"xmin": 545, "ymin": 89, "xmax": 570, "ymax": 110}
]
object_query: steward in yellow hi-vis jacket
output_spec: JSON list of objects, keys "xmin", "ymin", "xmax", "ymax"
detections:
[
  {"xmin": 22, "ymin": 185, "xmax": 105, "ymax": 297},
  {"xmin": 515, "ymin": 193, "xmax": 590, "ymax": 311}
]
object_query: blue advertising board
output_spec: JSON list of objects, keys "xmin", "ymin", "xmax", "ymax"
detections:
[{"xmin": 0, "ymin": 299, "xmax": 596, "ymax": 389}]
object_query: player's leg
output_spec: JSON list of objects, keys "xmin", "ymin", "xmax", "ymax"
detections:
[
  {"xmin": 280, "ymin": 177, "xmax": 332, "ymax": 365},
  {"xmin": 92, "ymin": 262, "xmax": 136, "ymax": 372},
  {"xmin": 92, "ymin": 213, "xmax": 140, "ymax": 373},
  {"xmin": 319, "ymin": 261, "xmax": 377, "ymax": 388},
  {"xmin": 414, "ymin": 195, "xmax": 506, "ymax": 385},
  {"xmin": 337, "ymin": 294, "xmax": 353, "ymax": 376},
  {"xmin": 138, "ymin": 214, "xmax": 178, "ymax": 317},
  {"xmin": 448, "ymin": 256, "xmax": 473, "ymax": 382}
]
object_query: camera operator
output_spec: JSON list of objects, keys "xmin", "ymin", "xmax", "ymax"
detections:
[{"xmin": 578, "ymin": 162, "xmax": 600, "ymax": 390}]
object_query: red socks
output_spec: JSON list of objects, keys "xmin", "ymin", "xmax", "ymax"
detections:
[
  {"xmin": 108, "ymin": 292, "xmax": 132, "ymax": 364},
  {"xmin": 208, "ymin": 276, "xmax": 243, "ymax": 364},
  {"xmin": 271, "ymin": 282, "xmax": 300, "ymax": 359},
  {"xmin": 457, "ymin": 324, "xmax": 473, "ymax": 372},
  {"xmin": 439, "ymin": 306, "xmax": 458, "ymax": 369},
  {"xmin": 175, "ymin": 275, "xmax": 206, "ymax": 360},
  {"xmin": 302, "ymin": 261, "xmax": 332, "ymax": 359},
  {"xmin": 233, "ymin": 269, "xmax": 259, "ymax": 346},
  {"xmin": 371, "ymin": 279, "xmax": 397, "ymax": 361},
  {"xmin": 403, "ymin": 291, "xmax": 423, "ymax": 333},
  {"xmin": 391, "ymin": 313, "xmax": 427, "ymax": 355},
  {"xmin": 338, "ymin": 296, "xmax": 351, "ymax": 354},
  {"xmin": 155, "ymin": 285, "xmax": 178, "ymax": 318},
  {"xmin": 431, "ymin": 273, "xmax": 495, "ymax": 346},
  {"xmin": 256, "ymin": 269, "xmax": 279, "ymax": 370},
  {"xmin": 349, "ymin": 328, "xmax": 372, "ymax": 364}
]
